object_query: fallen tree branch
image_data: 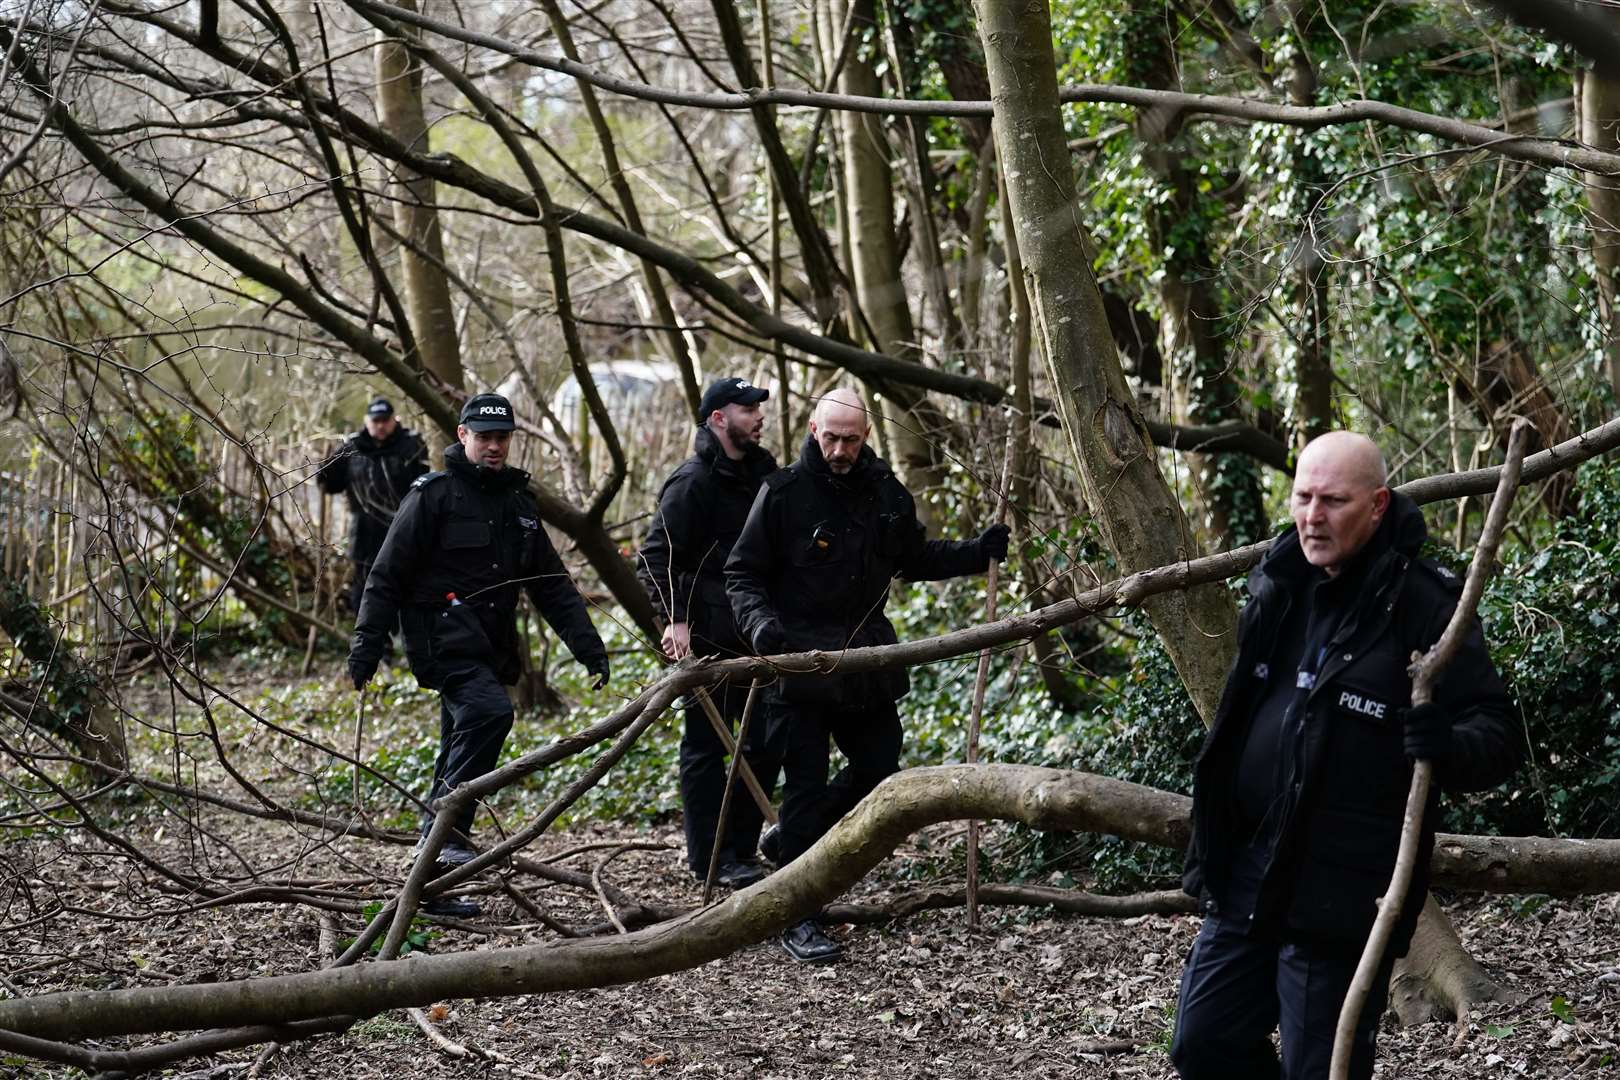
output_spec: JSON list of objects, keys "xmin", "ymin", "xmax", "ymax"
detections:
[
  {"xmin": 823, "ymin": 884, "xmax": 1197, "ymax": 924},
  {"xmin": 2, "ymin": 763, "xmax": 1618, "ymax": 1043}
]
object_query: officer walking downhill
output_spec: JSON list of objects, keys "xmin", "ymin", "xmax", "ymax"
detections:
[
  {"xmin": 726, "ymin": 387, "xmax": 1010, "ymax": 963},
  {"xmin": 1171, "ymin": 430, "xmax": 1521, "ymax": 1080},
  {"xmin": 347, "ymin": 393, "xmax": 610, "ymax": 917},
  {"xmin": 637, "ymin": 376, "xmax": 781, "ymax": 888},
  {"xmin": 315, "ymin": 396, "xmax": 429, "ymax": 615}
]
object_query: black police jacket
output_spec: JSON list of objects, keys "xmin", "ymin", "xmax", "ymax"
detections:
[
  {"xmin": 636, "ymin": 425, "xmax": 777, "ymax": 657},
  {"xmin": 315, "ymin": 426, "xmax": 429, "ymax": 562},
  {"xmin": 1181, "ymin": 491, "xmax": 1520, "ymax": 954},
  {"xmin": 725, "ymin": 435, "xmax": 989, "ymax": 706},
  {"xmin": 349, "ymin": 443, "xmax": 607, "ymax": 689}
]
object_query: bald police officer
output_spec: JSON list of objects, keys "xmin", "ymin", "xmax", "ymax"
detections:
[
  {"xmin": 726, "ymin": 388, "xmax": 1009, "ymax": 962},
  {"xmin": 348, "ymin": 393, "xmax": 609, "ymax": 915},
  {"xmin": 1172, "ymin": 431, "xmax": 1521, "ymax": 1080}
]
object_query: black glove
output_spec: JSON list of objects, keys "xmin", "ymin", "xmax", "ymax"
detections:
[
  {"xmin": 753, "ymin": 622, "xmax": 786, "ymax": 656},
  {"xmin": 584, "ymin": 655, "xmax": 611, "ymax": 691},
  {"xmin": 348, "ymin": 657, "xmax": 376, "ymax": 691},
  {"xmin": 978, "ymin": 522, "xmax": 1011, "ymax": 562},
  {"xmin": 1403, "ymin": 702, "xmax": 1452, "ymax": 762}
]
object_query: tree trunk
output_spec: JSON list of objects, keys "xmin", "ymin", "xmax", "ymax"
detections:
[
  {"xmin": 1388, "ymin": 894, "xmax": 1521, "ymax": 1025},
  {"xmin": 823, "ymin": 0, "xmax": 949, "ymax": 511},
  {"xmin": 541, "ymin": 0, "xmax": 704, "ymax": 420},
  {"xmin": 1286, "ymin": 1, "xmax": 1335, "ymax": 444},
  {"xmin": 373, "ymin": 0, "xmax": 464, "ymax": 394},
  {"xmin": 971, "ymin": 0, "xmax": 1237, "ymax": 723},
  {"xmin": 1582, "ymin": 65, "xmax": 1620, "ymax": 401}
]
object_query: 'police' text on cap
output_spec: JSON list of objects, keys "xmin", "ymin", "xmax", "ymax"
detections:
[{"xmin": 459, "ymin": 393, "xmax": 517, "ymax": 432}]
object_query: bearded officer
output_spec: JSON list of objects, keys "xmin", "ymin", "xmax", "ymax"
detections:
[{"xmin": 638, "ymin": 376, "xmax": 781, "ymax": 888}]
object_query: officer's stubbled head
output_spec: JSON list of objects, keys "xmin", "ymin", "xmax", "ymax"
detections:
[
  {"xmin": 1291, "ymin": 430, "xmax": 1390, "ymax": 578},
  {"xmin": 809, "ymin": 388, "xmax": 869, "ymax": 475}
]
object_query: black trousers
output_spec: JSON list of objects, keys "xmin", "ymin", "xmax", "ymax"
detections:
[
  {"xmin": 679, "ymin": 679, "xmax": 781, "ymax": 874},
  {"xmin": 1170, "ymin": 914, "xmax": 1394, "ymax": 1080},
  {"xmin": 768, "ymin": 699, "xmax": 902, "ymax": 866},
  {"xmin": 420, "ymin": 662, "xmax": 514, "ymax": 844}
]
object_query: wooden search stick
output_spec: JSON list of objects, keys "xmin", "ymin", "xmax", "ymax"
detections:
[
  {"xmin": 702, "ymin": 679, "xmax": 763, "ymax": 905},
  {"xmin": 1329, "ymin": 419, "xmax": 1531, "ymax": 1080},
  {"xmin": 966, "ymin": 433, "xmax": 1016, "ymax": 930}
]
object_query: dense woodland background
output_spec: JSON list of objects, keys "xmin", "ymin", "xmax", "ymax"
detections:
[{"xmin": 0, "ymin": 0, "xmax": 1618, "ymax": 1075}]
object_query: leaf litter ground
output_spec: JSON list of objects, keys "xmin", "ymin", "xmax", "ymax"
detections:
[
  {"xmin": 3, "ymin": 662, "xmax": 1617, "ymax": 1078},
  {"xmin": 5, "ymin": 815, "xmax": 1617, "ymax": 1079}
]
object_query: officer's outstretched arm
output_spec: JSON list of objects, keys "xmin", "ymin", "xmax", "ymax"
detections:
[
  {"xmin": 315, "ymin": 440, "xmax": 351, "ymax": 494},
  {"xmin": 892, "ymin": 486, "xmax": 993, "ymax": 582}
]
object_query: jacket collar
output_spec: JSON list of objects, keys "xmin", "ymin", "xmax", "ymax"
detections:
[
  {"xmin": 798, "ymin": 433, "xmax": 886, "ymax": 485},
  {"xmin": 443, "ymin": 442, "xmax": 529, "ymax": 491},
  {"xmin": 694, "ymin": 424, "xmax": 776, "ymax": 479},
  {"xmin": 1251, "ymin": 489, "xmax": 1427, "ymax": 598}
]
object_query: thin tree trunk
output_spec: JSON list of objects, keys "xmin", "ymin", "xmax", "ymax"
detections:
[
  {"xmin": 1579, "ymin": 65, "xmax": 1620, "ymax": 401},
  {"xmin": 971, "ymin": 0, "xmax": 1237, "ymax": 723},
  {"xmin": 541, "ymin": 0, "xmax": 703, "ymax": 420},
  {"xmin": 373, "ymin": 0, "xmax": 463, "ymax": 393}
]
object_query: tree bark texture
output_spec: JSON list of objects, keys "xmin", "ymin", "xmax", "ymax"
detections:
[
  {"xmin": 971, "ymin": 0, "xmax": 1238, "ymax": 724},
  {"xmin": 374, "ymin": 0, "xmax": 464, "ymax": 392},
  {"xmin": 1581, "ymin": 64, "xmax": 1620, "ymax": 401}
]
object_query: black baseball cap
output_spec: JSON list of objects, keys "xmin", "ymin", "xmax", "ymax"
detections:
[
  {"xmin": 698, "ymin": 376, "xmax": 769, "ymax": 421},
  {"xmin": 366, "ymin": 396, "xmax": 394, "ymax": 419},
  {"xmin": 459, "ymin": 392, "xmax": 516, "ymax": 432}
]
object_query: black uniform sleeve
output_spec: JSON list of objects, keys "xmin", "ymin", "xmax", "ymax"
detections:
[
  {"xmin": 1427, "ymin": 605, "xmax": 1523, "ymax": 793},
  {"xmin": 725, "ymin": 483, "xmax": 784, "ymax": 650},
  {"xmin": 315, "ymin": 438, "xmax": 353, "ymax": 494},
  {"xmin": 892, "ymin": 484, "xmax": 991, "ymax": 582},
  {"xmin": 524, "ymin": 528, "xmax": 608, "ymax": 669},
  {"xmin": 349, "ymin": 481, "xmax": 434, "ymax": 665},
  {"xmin": 636, "ymin": 466, "xmax": 703, "ymax": 626}
]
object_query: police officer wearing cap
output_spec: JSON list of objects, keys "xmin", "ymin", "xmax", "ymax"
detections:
[
  {"xmin": 638, "ymin": 376, "xmax": 780, "ymax": 888},
  {"xmin": 316, "ymin": 396, "xmax": 429, "ymax": 615},
  {"xmin": 726, "ymin": 387, "xmax": 1010, "ymax": 963},
  {"xmin": 347, "ymin": 393, "xmax": 610, "ymax": 912},
  {"xmin": 1171, "ymin": 431, "xmax": 1520, "ymax": 1080}
]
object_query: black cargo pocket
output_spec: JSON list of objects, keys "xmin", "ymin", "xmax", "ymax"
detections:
[
  {"xmin": 432, "ymin": 601, "xmax": 493, "ymax": 664},
  {"xmin": 440, "ymin": 520, "xmax": 492, "ymax": 550}
]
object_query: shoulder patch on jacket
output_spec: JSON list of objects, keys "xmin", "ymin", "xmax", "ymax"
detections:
[
  {"xmin": 411, "ymin": 471, "xmax": 447, "ymax": 490},
  {"xmin": 763, "ymin": 466, "xmax": 799, "ymax": 492},
  {"xmin": 1413, "ymin": 557, "xmax": 1464, "ymax": 595}
]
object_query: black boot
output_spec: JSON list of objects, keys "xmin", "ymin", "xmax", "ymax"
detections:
[
  {"xmin": 760, "ymin": 824, "xmax": 782, "ymax": 866},
  {"xmin": 781, "ymin": 918, "xmax": 841, "ymax": 963}
]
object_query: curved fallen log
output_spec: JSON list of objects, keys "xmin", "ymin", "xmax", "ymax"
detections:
[{"xmin": 2, "ymin": 762, "xmax": 1617, "ymax": 1043}]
